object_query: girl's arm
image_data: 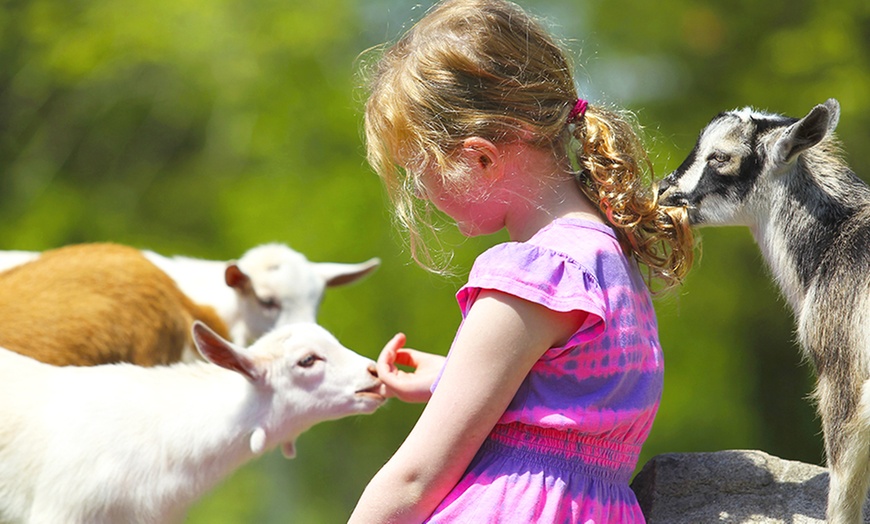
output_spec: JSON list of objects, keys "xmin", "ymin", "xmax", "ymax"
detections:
[{"xmin": 349, "ymin": 289, "xmax": 587, "ymax": 524}]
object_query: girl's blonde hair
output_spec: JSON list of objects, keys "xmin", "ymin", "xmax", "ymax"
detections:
[{"xmin": 363, "ymin": 0, "xmax": 693, "ymax": 289}]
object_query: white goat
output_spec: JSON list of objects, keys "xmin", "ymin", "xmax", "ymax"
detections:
[
  {"xmin": 0, "ymin": 321, "xmax": 384, "ymax": 524},
  {"xmin": 148, "ymin": 243, "xmax": 380, "ymax": 345},
  {"xmin": 0, "ymin": 251, "xmax": 38, "ymax": 273},
  {"xmin": 659, "ymin": 99, "xmax": 870, "ymax": 523},
  {"xmin": 0, "ymin": 243, "xmax": 380, "ymax": 346}
]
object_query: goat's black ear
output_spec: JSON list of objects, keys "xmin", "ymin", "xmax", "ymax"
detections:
[
  {"xmin": 822, "ymin": 98, "xmax": 841, "ymax": 130},
  {"xmin": 773, "ymin": 99, "xmax": 840, "ymax": 165}
]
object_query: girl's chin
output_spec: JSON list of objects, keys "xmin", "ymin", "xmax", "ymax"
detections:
[{"xmin": 457, "ymin": 224, "xmax": 501, "ymax": 238}]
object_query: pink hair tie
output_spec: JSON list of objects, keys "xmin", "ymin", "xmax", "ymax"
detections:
[{"xmin": 568, "ymin": 98, "xmax": 588, "ymax": 123}]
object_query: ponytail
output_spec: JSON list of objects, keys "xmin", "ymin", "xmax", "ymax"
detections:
[
  {"xmin": 363, "ymin": 0, "xmax": 695, "ymax": 285},
  {"xmin": 572, "ymin": 105, "xmax": 694, "ymax": 291}
]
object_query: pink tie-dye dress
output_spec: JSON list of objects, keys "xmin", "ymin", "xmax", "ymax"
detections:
[{"xmin": 426, "ymin": 218, "xmax": 661, "ymax": 523}]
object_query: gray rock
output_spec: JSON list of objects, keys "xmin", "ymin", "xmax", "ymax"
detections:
[{"xmin": 630, "ymin": 449, "xmax": 870, "ymax": 523}]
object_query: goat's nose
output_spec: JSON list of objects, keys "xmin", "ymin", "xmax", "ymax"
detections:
[{"xmin": 367, "ymin": 364, "xmax": 379, "ymax": 379}]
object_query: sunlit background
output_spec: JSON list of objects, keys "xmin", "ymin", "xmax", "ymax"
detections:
[{"xmin": 1, "ymin": 0, "xmax": 868, "ymax": 521}]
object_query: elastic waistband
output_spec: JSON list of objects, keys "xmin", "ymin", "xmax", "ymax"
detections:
[{"xmin": 483, "ymin": 422, "xmax": 641, "ymax": 483}]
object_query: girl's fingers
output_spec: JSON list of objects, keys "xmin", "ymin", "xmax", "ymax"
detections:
[
  {"xmin": 377, "ymin": 333, "xmax": 408, "ymax": 386},
  {"xmin": 385, "ymin": 333, "xmax": 406, "ymax": 355},
  {"xmin": 392, "ymin": 349, "xmax": 417, "ymax": 368}
]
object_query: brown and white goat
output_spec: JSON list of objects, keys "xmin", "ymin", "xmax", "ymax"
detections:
[
  {"xmin": 0, "ymin": 243, "xmax": 381, "ymax": 347},
  {"xmin": 0, "ymin": 243, "xmax": 229, "ymax": 366},
  {"xmin": 659, "ymin": 99, "xmax": 870, "ymax": 523}
]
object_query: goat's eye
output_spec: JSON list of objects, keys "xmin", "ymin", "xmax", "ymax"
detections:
[
  {"xmin": 257, "ymin": 297, "xmax": 281, "ymax": 311},
  {"xmin": 708, "ymin": 152, "xmax": 731, "ymax": 167},
  {"xmin": 297, "ymin": 354, "xmax": 322, "ymax": 368}
]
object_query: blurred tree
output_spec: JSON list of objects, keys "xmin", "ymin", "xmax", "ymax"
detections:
[{"xmin": 0, "ymin": 0, "xmax": 867, "ymax": 522}]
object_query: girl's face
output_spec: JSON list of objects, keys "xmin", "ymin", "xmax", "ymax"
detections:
[{"xmin": 414, "ymin": 160, "xmax": 508, "ymax": 238}]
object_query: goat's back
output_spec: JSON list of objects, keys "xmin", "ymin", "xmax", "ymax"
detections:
[
  {"xmin": 0, "ymin": 243, "xmax": 229, "ymax": 366},
  {"xmin": 0, "ymin": 346, "xmax": 235, "ymax": 524}
]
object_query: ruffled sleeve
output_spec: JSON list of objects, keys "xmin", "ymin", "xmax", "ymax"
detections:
[{"xmin": 456, "ymin": 242, "xmax": 606, "ymax": 354}]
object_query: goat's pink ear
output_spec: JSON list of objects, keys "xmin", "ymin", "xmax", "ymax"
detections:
[
  {"xmin": 319, "ymin": 258, "xmax": 381, "ymax": 288},
  {"xmin": 192, "ymin": 321, "xmax": 262, "ymax": 382},
  {"xmin": 225, "ymin": 263, "xmax": 252, "ymax": 292}
]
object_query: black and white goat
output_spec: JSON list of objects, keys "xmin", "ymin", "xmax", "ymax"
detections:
[{"xmin": 659, "ymin": 98, "xmax": 870, "ymax": 523}]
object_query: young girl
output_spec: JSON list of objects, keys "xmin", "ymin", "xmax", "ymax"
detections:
[{"xmin": 350, "ymin": 0, "xmax": 694, "ymax": 522}]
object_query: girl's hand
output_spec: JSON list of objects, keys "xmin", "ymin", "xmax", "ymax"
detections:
[{"xmin": 377, "ymin": 333, "xmax": 445, "ymax": 403}]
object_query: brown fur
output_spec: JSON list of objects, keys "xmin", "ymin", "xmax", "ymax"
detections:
[{"xmin": 0, "ymin": 243, "xmax": 229, "ymax": 366}]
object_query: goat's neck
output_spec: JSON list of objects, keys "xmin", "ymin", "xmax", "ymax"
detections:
[
  {"xmin": 750, "ymin": 161, "xmax": 862, "ymax": 316},
  {"xmin": 145, "ymin": 252, "xmax": 243, "ymax": 331},
  {"xmin": 132, "ymin": 366, "xmax": 298, "ymax": 513}
]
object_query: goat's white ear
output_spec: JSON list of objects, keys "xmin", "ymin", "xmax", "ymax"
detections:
[
  {"xmin": 822, "ymin": 98, "xmax": 841, "ymax": 131},
  {"xmin": 317, "ymin": 257, "xmax": 380, "ymax": 288},
  {"xmin": 773, "ymin": 98, "xmax": 840, "ymax": 165},
  {"xmin": 192, "ymin": 321, "xmax": 262, "ymax": 383},
  {"xmin": 225, "ymin": 263, "xmax": 252, "ymax": 293}
]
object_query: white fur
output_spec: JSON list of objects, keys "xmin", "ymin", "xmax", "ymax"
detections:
[
  {"xmin": 0, "ymin": 243, "xmax": 380, "ymax": 346},
  {"xmin": 0, "ymin": 322, "xmax": 384, "ymax": 524},
  {"xmin": 0, "ymin": 251, "xmax": 39, "ymax": 273},
  {"xmin": 149, "ymin": 244, "xmax": 380, "ymax": 345},
  {"xmin": 752, "ymin": 197, "xmax": 807, "ymax": 314}
]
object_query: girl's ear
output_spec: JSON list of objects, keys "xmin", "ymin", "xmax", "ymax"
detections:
[{"xmin": 461, "ymin": 137, "xmax": 502, "ymax": 179}]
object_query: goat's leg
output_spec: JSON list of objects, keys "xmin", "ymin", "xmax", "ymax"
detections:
[
  {"xmin": 828, "ymin": 457, "xmax": 870, "ymax": 524},
  {"xmin": 819, "ymin": 376, "xmax": 870, "ymax": 523}
]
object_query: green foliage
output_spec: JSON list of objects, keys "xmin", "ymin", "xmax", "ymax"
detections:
[{"xmin": 1, "ymin": 0, "xmax": 867, "ymax": 521}]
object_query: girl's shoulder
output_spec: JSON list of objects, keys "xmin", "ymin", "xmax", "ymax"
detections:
[
  {"xmin": 527, "ymin": 217, "xmax": 620, "ymax": 260},
  {"xmin": 474, "ymin": 217, "xmax": 622, "ymax": 275},
  {"xmin": 471, "ymin": 217, "xmax": 620, "ymax": 281},
  {"xmin": 461, "ymin": 218, "xmax": 616, "ymax": 317}
]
